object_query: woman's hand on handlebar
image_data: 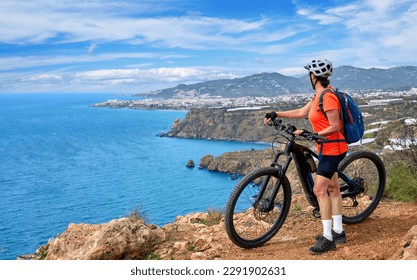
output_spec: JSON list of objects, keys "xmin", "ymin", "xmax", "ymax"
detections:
[
  {"xmin": 263, "ymin": 116, "xmax": 327, "ymax": 143},
  {"xmin": 296, "ymin": 129, "xmax": 327, "ymax": 142},
  {"xmin": 293, "ymin": 129, "xmax": 304, "ymax": 136},
  {"xmin": 295, "ymin": 129, "xmax": 316, "ymax": 141},
  {"xmin": 264, "ymin": 111, "xmax": 277, "ymax": 125}
]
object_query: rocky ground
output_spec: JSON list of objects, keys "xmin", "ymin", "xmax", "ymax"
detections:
[
  {"xmin": 27, "ymin": 195, "xmax": 416, "ymax": 260},
  {"xmin": 155, "ymin": 196, "xmax": 417, "ymax": 260}
]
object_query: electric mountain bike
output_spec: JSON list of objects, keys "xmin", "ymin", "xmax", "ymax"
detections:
[{"xmin": 224, "ymin": 118, "xmax": 386, "ymax": 249}]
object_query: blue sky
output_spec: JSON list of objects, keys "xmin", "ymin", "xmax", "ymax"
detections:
[{"xmin": 1, "ymin": 0, "xmax": 416, "ymax": 94}]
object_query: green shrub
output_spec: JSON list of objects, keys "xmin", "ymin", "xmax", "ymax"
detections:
[
  {"xmin": 292, "ymin": 205, "xmax": 302, "ymax": 212},
  {"xmin": 206, "ymin": 208, "xmax": 223, "ymax": 225},
  {"xmin": 144, "ymin": 251, "xmax": 160, "ymax": 260},
  {"xmin": 196, "ymin": 208, "xmax": 224, "ymax": 226},
  {"xmin": 385, "ymin": 164, "xmax": 417, "ymax": 202},
  {"xmin": 127, "ymin": 207, "xmax": 149, "ymax": 224}
]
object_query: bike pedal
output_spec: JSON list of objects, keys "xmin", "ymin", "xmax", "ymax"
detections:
[{"xmin": 312, "ymin": 208, "xmax": 321, "ymax": 218}]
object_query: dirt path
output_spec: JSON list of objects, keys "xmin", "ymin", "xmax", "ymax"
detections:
[{"xmin": 221, "ymin": 198, "xmax": 417, "ymax": 260}]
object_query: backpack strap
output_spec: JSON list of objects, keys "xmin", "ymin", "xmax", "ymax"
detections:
[
  {"xmin": 318, "ymin": 88, "xmax": 345, "ymax": 132},
  {"xmin": 318, "ymin": 88, "xmax": 334, "ymax": 119}
]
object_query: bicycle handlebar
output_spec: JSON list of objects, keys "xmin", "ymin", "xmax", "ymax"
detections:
[{"xmin": 267, "ymin": 118, "xmax": 327, "ymax": 143}]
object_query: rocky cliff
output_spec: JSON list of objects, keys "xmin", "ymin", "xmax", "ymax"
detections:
[
  {"xmin": 166, "ymin": 108, "xmax": 270, "ymax": 142},
  {"xmin": 165, "ymin": 107, "xmax": 310, "ymax": 143},
  {"xmin": 22, "ymin": 200, "xmax": 417, "ymax": 260}
]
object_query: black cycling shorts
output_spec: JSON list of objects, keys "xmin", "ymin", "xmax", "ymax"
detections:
[{"xmin": 317, "ymin": 152, "xmax": 347, "ymax": 179}]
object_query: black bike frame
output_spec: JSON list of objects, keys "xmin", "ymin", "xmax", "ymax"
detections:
[
  {"xmin": 254, "ymin": 135, "xmax": 320, "ymax": 213},
  {"xmin": 262, "ymin": 137, "xmax": 365, "ymax": 213},
  {"xmin": 256, "ymin": 117, "xmax": 368, "ymax": 212},
  {"xmin": 270, "ymin": 138, "xmax": 320, "ymax": 209},
  {"xmin": 254, "ymin": 119, "xmax": 369, "ymax": 218}
]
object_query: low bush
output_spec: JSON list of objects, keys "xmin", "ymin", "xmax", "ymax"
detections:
[{"xmin": 385, "ymin": 164, "xmax": 417, "ymax": 202}]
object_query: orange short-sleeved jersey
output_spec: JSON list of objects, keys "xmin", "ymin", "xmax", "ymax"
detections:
[{"xmin": 308, "ymin": 87, "xmax": 348, "ymax": 156}]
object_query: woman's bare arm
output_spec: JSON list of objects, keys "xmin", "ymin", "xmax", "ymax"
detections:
[
  {"xmin": 276, "ymin": 100, "xmax": 312, "ymax": 119},
  {"xmin": 317, "ymin": 109, "xmax": 340, "ymax": 136}
]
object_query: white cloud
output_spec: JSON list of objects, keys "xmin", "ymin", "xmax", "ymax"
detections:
[
  {"xmin": 296, "ymin": 8, "xmax": 339, "ymax": 25},
  {"xmin": 74, "ymin": 69, "xmax": 141, "ymax": 80},
  {"xmin": 87, "ymin": 43, "xmax": 97, "ymax": 54},
  {"xmin": 27, "ymin": 74, "xmax": 63, "ymax": 81},
  {"xmin": 148, "ymin": 67, "xmax": 203, "ymax": 78},
  {"xmin": 74, "ymin": 67, "xmax": 203, "ymax": 81},
  {"xmin": 278, "ymin": 67, "xmax": 306, "ymax": 77},
  {"xmin": 294, "ymin": 0, "xmax": 417, "ymax": 66},
  {"xmin": 0, "ymin": 0, "xmax": 269, "ymax": 49},
  {"xmin": 326, "ymin": 3, "xmax": 361, "ymax": 16},
  {"xmin": 366, "ymin": 0, "xmax": 397, "ymax": 12},
  {"xmin": 0, "ymin": 66, "xmax": 238, "ymax": 93},
  {"xmin": 1, "ymin": 1, "xmax": 417, "ymax": 94},
  {"xmin": 0, "ymin": 52, "xmax": 171, "ymax": 71}
]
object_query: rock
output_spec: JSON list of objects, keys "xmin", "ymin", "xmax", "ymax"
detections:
[
  {"xmin": 42, "ymin": 218, "xmax": 165, "ymax": 260},
  {"xmin": 200, "ymin": 149, "xmax": 274, "ymax": 176},
  {"xmin": 199, "ymin": 155, "xmax": 214, "ymax": 168},
  {"xmin": 342, "ymin": 246, "xmax": 353, "ymax": 257},
  {"xmin": 173, "ymin": 241, "xmax": 190, "ymax": 251},
  {"xmin": 190, "ymin": 252, "xmax": 206, "ymax": 260},
  {"xmin": 391, "ymin": 225, "xmax": 417, "ymax": 260},
  {"xmin": 177, "ymin": 223, "xmax": 194, "ymax": 232},
  {"xmin": 171, "ymin": 118, "xmax": 181, "ymax": 129},
  {"xmin": 194, "ymin": 236, "xmax": 213, "ymax": 251},
  {"xmin": 186, "ymin": 159, "xmax": 195, "ymax": 168}
]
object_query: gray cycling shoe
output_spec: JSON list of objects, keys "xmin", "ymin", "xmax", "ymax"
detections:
[
  {"xmin": 315, "ymin": 230, "xmax": 347, "ymax": 244},
  {"xmin": 309, "ymin": 236, "xmax": 336, "ymax": 255},
  {"xmin": 331, "ymin": 230, "xmax": 347, "ymax": 244}
]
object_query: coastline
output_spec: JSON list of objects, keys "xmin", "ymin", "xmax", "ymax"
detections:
[{"xmin": 16, "ymin": 92, "xmax": 417, "ymax": 260}]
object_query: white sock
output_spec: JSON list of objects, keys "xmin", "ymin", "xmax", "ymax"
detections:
[
  {"xmin": 322, "ymin": 220, "xmax": 333, "ymax": 241},
  {"xmin": 332, "ymin": 215, "xmax": 344, "ymax": 234}
]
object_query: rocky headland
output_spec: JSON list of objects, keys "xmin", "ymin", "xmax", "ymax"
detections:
[{"xmin": 165, "ymin": 107, "xmax": 278, "ymax": 143}]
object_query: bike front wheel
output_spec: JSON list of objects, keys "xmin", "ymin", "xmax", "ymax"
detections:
[
  {"xmin": 224, "ymin": 166, "xmax": 292, "ymax": 248},
  {"xmin": 338, "ymin": 151, "xmax": 386, "ymax": 224}
]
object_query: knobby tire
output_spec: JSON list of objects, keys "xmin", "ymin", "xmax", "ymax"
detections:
[
  {"xmin": 224, "ymin": 166, "xmax": 292, "ymax": 249},
  {"xmin": 339, "ymin": 151, "xmax": 386, "ymax": 224}
]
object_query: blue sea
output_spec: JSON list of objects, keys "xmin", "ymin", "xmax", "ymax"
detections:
[{"xmin": 0, "ymin": 93, "xmax": 267, "ymax": 260}]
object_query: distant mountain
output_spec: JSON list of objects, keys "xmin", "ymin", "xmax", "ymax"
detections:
[
  {"xmin": 332, "ymin": 66, "xmax": 417, "ymax": 91},
  {"xmin": 137, "ymin": 66, "xmax": 417, "ymax": 98}
]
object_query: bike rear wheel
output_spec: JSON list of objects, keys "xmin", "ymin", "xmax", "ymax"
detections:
[
  {"xmin": 338, "ymin": 151, "xmax": 386, "ymax": 224},
  {"xmin": 224, "ymin": 166, "xmax": 292, "ymax": 248}
]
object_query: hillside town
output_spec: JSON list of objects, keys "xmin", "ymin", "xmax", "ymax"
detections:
[{"xmin": 93, "ymin": 88, "xmax": 417, "ymax": 111}]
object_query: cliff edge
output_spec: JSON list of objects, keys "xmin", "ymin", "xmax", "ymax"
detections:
[{"xmin": 22, "ymin": 197, "xmax": 417, "ymax": 260}]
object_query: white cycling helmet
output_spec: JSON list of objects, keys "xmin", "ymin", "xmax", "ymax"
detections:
[{"xmin": 304, "ymin": 59, "xmax": 333, "ymax": 78}]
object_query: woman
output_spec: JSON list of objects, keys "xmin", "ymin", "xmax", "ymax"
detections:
[{"xmin": 264, "ymin": 59, "xmax": 348, "ymax": 254}]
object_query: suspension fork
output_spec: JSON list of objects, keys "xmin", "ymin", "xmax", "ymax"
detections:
[{"xmin": 256, "ymin": 150, "xmax": 293, "ymax": 212}]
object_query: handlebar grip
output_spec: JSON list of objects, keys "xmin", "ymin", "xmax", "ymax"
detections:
[
  {"xmin": 316, "ymin": 135, "xmax": 328, "ymax": 142},
  {"xmin": 300, "ymin": 131, "xmax": 327, "ymax": 142},
  {"xmin": 266, "ymin": 120, "xmax": 274, "ymax": 126},
  {"xmin": 299, "ymin": 131, "xmax": 313, "ymax": 138}
]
